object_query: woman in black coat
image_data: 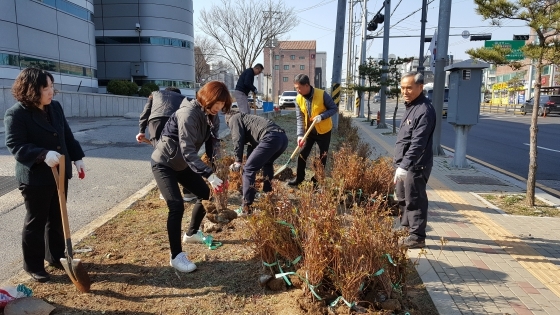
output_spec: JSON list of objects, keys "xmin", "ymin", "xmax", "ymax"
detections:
[{"xmin": 4, "ymin": 68, "xmax": 86, "ymax": 283}]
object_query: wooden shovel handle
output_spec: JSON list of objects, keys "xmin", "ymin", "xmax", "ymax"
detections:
[
  {"xmin": 51, "ymin": 155, "xmax": 72, "ymax": 248},
  {"xmin": 288, "ymin": 119, "xmax": 319, "ymax": 161}
]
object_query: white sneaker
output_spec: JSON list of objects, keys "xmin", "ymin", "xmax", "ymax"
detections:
[
  {"xmin": 170, "ymin": 252, "xmax": 197, "ymax": 273},
  {"xmin": 182, "ymin": 230, "xmax": 204, "ymax": 244},
  {"xmin": 183, "ymin": 193, "xmax": 197, "ymax": 202}
]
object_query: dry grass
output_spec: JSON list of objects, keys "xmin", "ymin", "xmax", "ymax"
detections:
[{"xmin": 482, "ymin": 193, "xmax": 560, "ymax": 217}]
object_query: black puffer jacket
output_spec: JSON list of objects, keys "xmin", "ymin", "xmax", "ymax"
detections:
[{"xmin": 138, "ymin": 90, "xmax": 186, "ymax": 133}]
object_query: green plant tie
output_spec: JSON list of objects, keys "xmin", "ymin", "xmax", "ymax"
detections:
[
  {"xmin": 276, "ymin": 220, "xmax": 297, "ymax": 237},
  {"xmin": 357, "ymin": 189, "xmax": 363, "ymax": 198},
  {"xmin": 373, "ymin": 267, "xmax": 385, "ymax": 276},
  {"xmin": 262, "ymin": 261, "xmax": 278, "ymax": 267},
  {"xmin": 329, "ymin": 296, "xmax": 355, "ymax": 308},
  {"xmin": 276, "ymin": 254, "xmax": 292, "ymax": 286},
  {"xmin": 287, "ymin": 255, "xmax": 301, "ymax": 267},
  {"xmin": 199, "ymin": 232, "xmax": 222, "ymax": 250},
  {"xmin": 384, "ymin": 253, "xmax": 397, "ymax": 266},
  {"xmin": 275, "ymin": 271, "xmax": 323, "ymax": 301}
]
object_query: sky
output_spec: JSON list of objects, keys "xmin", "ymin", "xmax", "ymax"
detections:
[{"xmin": 192, "ymin": 0, "xmax": 528, "ymax": 85}]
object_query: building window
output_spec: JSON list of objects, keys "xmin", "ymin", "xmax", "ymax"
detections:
[
  {"xmin": 284, "ymin": 65, "xmax": 289, "ymax": 70},
  {"xmin": 275, "ymin": 55, "xmax": 280, "ymax": 60},
  {"xmin": 300, "ymin": 65, "xmax": 305, "ymax": 70},
  {"xmin": 96, "ymin": 36, "xmax": 194, "ymax": 49},
  {"xmin": 274, "ymin": 65, "xmax": 279, "ymax": 70},
  {"xmin": 283, "ymin": 77, "xmax": 288, "ymax": 82},
  {"xmin": 1, "ymin": 52, "xmax": 97, "ymax": 78},
  {"xmin": 299, "ymin": 56, "xmax": 305, "ymax": 59},
  {"xmin": 462, "ymin": 70, "xmax": 471, "ymax": 80},
  {"xmin": 36, "ymin": 0, "xmax": 94, "ymax": 22},
  {"xmin": 290, "ymin": 55, "xmax": 296, "ymax": 60}
]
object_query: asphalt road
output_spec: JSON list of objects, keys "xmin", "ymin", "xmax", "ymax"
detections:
[
  {"xmin": 366, "ymin": 99, "xmax": 560, "ymax": 195},
  {"xmin": 0, "ymin": 114, "xmax": 228, "ymax": 285}
]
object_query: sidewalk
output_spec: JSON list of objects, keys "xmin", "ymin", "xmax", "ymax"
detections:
[{"xmin": 350, "ymin": 113, "xmax": 560, "ymax": 315}]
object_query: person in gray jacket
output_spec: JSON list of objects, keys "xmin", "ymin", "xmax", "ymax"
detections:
[
  {"xmin": 136, "ymin": 87, "xmax": 217, "ymax": 202},
  {"xmin": 150, "ymin": 81, "xmax": 231, "ymax": 273},
  {"xmin": 226, "ymin": 111, "xmax": 288, "ymax": 216}
]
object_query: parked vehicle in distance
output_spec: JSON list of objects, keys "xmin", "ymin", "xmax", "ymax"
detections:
[
  {"xmin": 423, "ymin": 84, "xmax": 449, "ymax": 117},
  {"xmin": 521, "ymin": 95, "xmax": 560, "ymax": 116},
  {"xmin": 373, "ymin": 93, "xmax": 380, "ymax": 103},
  {"xmin": 278, "ymin": 91, "xmax": 298, "ymax": 109}
]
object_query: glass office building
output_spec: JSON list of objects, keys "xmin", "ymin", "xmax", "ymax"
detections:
[{"xmin": 0, "ymin": 0, "xmax": 98, "ymax": 92}]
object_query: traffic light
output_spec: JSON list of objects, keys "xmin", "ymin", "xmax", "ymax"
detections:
[
  {"xmin": 513, "ymin": 34, "xmax": 529, "ymax": 40},
  {"xmin": 470, "ymin": 34, "xmax": 492, "ymax": 41},
  {"xmin": 367, "ymin": 13, "xmax": 385, "ymax": 32}
]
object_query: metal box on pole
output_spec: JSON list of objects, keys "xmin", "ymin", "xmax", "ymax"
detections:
[{"xmin": 444, "ymin": 59, "xmax": 489, "ymax": 168}]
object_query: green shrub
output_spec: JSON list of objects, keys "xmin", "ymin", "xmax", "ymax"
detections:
[
  {"xmin": 107, "ymin": 80, "xmax": 139, "ymax": 96},
  {"xmin": 138, "ymin": 87, "xmax": 152, "ymax": 97},
  {"xmin": 143, "ymin": 82, "xmax": 159, "ymax": 93},
  {"xmin": 126, "ymin": 81, "xmax": 139, "ymax": 96},
  {"xmin": 107, "ymin": 80, "xmax": 129, "ymax": 96}
]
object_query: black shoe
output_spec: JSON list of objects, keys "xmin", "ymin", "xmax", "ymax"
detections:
[
  {"xmin": 26, "ymin": 270, "xmax": 51, "ymax": 283},
  {"xmin": 399, "ymin": 236, "xmax": 425, "ymax": 249},
  {"xmin": 287, "ymin": 178, "xmax": 303, "ymax": 186}
]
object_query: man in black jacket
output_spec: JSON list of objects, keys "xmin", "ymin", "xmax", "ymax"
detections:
[
  {"xmin": 232, "ymin": 64, "xmax": 263, "ymax": 114},
  {"xmin": 225, "ymin": 111, "xmax": 288, "ymax": 216},
  {"xmin": 394, "ymin": 72, "xmax": 436, "ymax": 249}
]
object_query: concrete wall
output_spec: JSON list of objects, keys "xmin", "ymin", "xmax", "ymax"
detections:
[{"xmin": 0, "ymin": 86, "xmax": 146, "ymax": 119}]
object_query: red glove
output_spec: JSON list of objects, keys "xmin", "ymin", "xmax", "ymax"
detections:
[{"xmin": 297, "ymin": 136, "xmax": 305, "ymax": 148}]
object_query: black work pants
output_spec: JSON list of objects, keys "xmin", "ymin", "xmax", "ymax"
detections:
[
  {"xmin": 243, "ymin": 131, "xmax": 288, "ymax": 206},
  {"xmin": 151, "ymin": 162, "xmax": 210, "ymax": 258},
  {"xmin": 19, "ymin": 181, "xmax": 67, "ymax": 273},
  {"xmin": 295, "ymin": 129, "xmax": 331, "ymax": 182},
  {"xmin": 395, "ymin": 166, "xmax": 432, "ymax": 240}
]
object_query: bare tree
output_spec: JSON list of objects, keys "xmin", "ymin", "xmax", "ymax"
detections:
[
  {"xmin": 198, "ymin": 0, "xmax": 298, "ymax": 75},
  {"xmin": 194, "ymin": 36, "xmax": 222, "ymax": 84}
]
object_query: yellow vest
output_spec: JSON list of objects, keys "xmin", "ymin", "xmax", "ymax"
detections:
[{"xmin": 296, "ymin": 88, "xmax": 332, "ymax": 134}]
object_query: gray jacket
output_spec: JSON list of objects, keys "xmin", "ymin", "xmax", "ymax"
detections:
[
  {"xmin": 138, "ymin": 90, "xmax": 185, "ymax": 133},
  {"xmin": 151, "ymin": 99, "xmax": 217, "ymax": 177}
]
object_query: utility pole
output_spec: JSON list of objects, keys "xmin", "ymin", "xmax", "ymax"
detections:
[
  {"xmin": 377, "ymin": 0, "xmax": 390, "ymax": 129},
  {"xmin": 431, "ymin": 0, "xmax": 451, "ymax": 156},
  {"xmin": 417, "ymin": 0, "xmax": 428, "ymax": 75},
  {"xmin": 263, "ymin": 9, "xmax": 280, "ymax": 105},
  {"xmin": 345, "ymin": 0, "xmax": 354, "ymax": 112},
  {"xmin": 355, "ymin": 0, "xmax": 367, "ymax": 118},
  {"xmin": 331, "ymin": 0, "xmax": 347, "ymax": 130}
]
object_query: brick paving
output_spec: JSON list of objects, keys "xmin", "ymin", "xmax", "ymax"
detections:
[{"xmin": 350, "ymin": 115, "xmax": 560, "ymax": 315}]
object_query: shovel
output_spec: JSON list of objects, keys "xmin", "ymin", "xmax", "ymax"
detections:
[
  {"xmin": 51, "ymin": 155, "xmax": 91, "ymax": 293},
  {"xmin": 274, "ymin": 119, "xmax": 318, "ymax": 176}
]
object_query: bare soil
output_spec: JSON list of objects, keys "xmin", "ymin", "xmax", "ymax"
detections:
[{"xmin": 2, "ymin": 113, "xmax": 440, "ymax": 315}]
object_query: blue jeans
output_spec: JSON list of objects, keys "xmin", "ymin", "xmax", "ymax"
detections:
[
  {"xmin": 151, "ymin": 162, "xmax": 210, "ymax": 258},
  {"xmin": 243, "ymin": 130, "xmax": 288, "ymax": 206}
]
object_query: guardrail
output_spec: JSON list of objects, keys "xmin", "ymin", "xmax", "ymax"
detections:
[{"xmin": 479, "ymin": 103, "xmax": 525, "ymax": 115}]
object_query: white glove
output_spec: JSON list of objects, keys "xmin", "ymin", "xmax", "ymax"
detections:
[
  {"xmin": 297, "ymin": 136, "xmax": 305, "ymax": 148},
  {"xmin": 207, "ymin": 173, "xmax": 224, "ymax": 191},
  {"xmin": 229, "ymin": 162, "xmax": 242, "ymax": 172},
  {"xmin": 45, "ymin": 151, "xmax": 61, "ymax": 167},
  {"xmin": 312, "ymin": 115, "xmax": 322, "ymax": 123},
  {"xmin": 393, "ymin": 167, "xmax": 407, "ymax": 184},
  {"xmin": 136, "ymin": 133, "xmax": 146, "ymax": 143},
  {"xmin": 74, "ymin": 160, "xmax": 86, "ymax": 179}
]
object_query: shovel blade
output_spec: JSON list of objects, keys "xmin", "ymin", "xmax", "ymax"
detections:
[
  {"xmin": 273, "ymin": 164, "xmax": 287, "ymax": 177},
  {"xmin": 60, "ymin": 257, "xmax": 91, "ymax": 293}
]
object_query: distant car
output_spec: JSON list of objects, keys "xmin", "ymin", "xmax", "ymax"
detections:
[
  {"xmin": 373, "ymin": 94, "xmax": 380, "ymax": 102},
  {"xmin": 423, "ymin": 86, "xmax": 449, "ymax": 118},
  {"xmin": 521, "ymin": 95, "xmax": 560, "ymax": 116},
  {"xmin": 278, "ymin": 91, "xmax": 298, "ymax": 109}
]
